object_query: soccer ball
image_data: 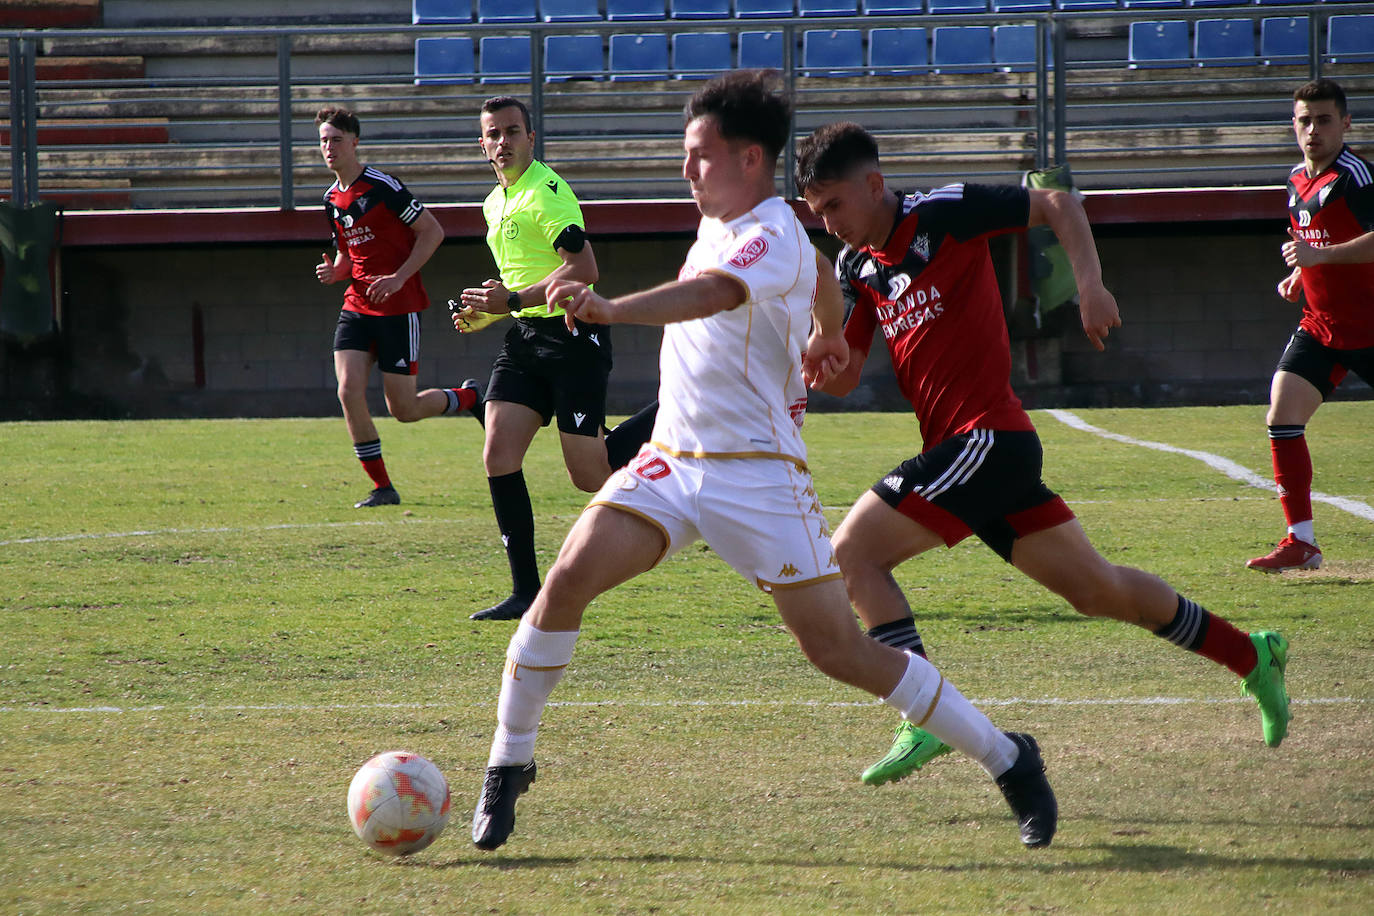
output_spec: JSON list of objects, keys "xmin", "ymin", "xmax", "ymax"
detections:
[{"xmin": 347, "ymin": 750, "xmax": 451, "ymax": 856}]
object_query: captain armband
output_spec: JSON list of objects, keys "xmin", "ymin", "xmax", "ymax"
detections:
[{"xmin": 553, "ymin": 224, "xmax": 587, "ymax": 254}]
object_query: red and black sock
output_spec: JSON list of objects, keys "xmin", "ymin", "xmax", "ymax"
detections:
[
  {"xmin": 353, "ymin": 438, "xmax": 391, "ymax": 489},
  {"xmin": 1154, "ymin": 595, "xmax": 1258, "ymax": 678},
  {"xmin": 1268, "ymin": 425, "xmax": 1313, "ymax": 529}
]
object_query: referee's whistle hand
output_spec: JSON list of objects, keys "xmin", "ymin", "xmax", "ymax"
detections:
[{"xmin": 459, "ymin": 279, "xmax": 508, "ymax": 313}]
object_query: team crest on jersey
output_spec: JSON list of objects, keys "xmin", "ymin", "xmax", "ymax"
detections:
[
  {"xmin": 728, "ymin": 236, "xmax": 768, "ymax": 269},
  {"xmin": 338, "ymin": 211, "xmax": 355, "ymax": 229},
  {"xmin": 502, "ymin": 219, "xmax": 519, "ymax": 240},
  {"xmin": 912, "ymin": 233, "xmax": 930, "ymax": 262}
]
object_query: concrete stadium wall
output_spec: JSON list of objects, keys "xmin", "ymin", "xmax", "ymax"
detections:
[{"xmin": 2, "ymin": 223, "xmax": 1368, "ymax": 421}]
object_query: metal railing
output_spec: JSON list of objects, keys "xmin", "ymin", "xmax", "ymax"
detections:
[{"xmin": 4, "ymin": 8, "xmax": 1372, "ymax": 210}]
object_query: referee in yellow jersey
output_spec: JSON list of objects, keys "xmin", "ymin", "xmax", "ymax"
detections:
[{"xmin": 455, "ymin": 96, "xmax": 654, "ymax": 621}]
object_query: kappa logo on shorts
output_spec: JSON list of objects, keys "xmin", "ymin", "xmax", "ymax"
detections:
[
  {"xmin": 778, "ymin": 563, "xmax": 801, "ymax": 578},
  {"xmin": 727, "ymin": 236, "xmax": 768, "ymax": 269}
]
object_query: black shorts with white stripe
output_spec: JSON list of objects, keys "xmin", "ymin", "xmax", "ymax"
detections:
[
  {"xmin": 333, "ymin": 309, "xmax": 421, "ymax": 376},
  {"xmin": 871, "ymin": 428, "xmax": 1074, "ymax": 562}
]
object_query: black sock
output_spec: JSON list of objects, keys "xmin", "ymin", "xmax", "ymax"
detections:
[
  {"xmin": 605, "ymin": 399, "xmax": 659, "ymax": 470},
  {"xmin": 488, "ymin": 471, "xmax": 540, "ymax": 598},
  {"xmin": 866, "ymin": 617, "xmax": 927, "ymax": 657}
]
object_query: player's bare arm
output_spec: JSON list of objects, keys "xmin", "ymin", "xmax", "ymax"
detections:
[
  {"xmin": 316, "ymin": 247, "xmax": 351, "ymax": 284},
  {"xmin": 458, "ymin": 239, "xmax": 598, "ymax": 316},
  {"xmin": 803, "ymin": 250, "xmax": 850, "ymax": 390},
  {"xmin": 1028, "ymin": 188, "xmax": 1121, "ymax": 351},
  {"xmin": 549, "ymin": 272, "xmax": 745, "ymax": 331},
  {"xmin": 365, "ymin": 208, "xmax": 444, "ymax": 305},
  {"xmin": 1277, "ymin": 266, "xmax": 1304, "ymax": 302},
  {"xmin": 1284, "ymin": 226, "xmax": 1374, "ymax": 267}
]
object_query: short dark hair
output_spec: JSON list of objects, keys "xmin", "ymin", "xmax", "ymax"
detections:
[
  {"xmin": 1294, "ymin": 78, "xmax": 1347, "ymax": 117},
  {"xmin": 481, "ymin": 95, "xmax": 532, "ymax": 133},
  {"xmin": 794, "ymin": 122, "xmax": 880, "ymax": 195},
  {"xmin": 315, "ymin": 106, "xmax": 360, "ymax": 138},
  {"xmin": 683, "ymin": 69, "xmax": 792, "ymax": 164}
]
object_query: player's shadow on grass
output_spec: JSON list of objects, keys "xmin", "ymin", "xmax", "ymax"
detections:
[{"xmin": 1083, "ymin": 842, "xmax": 1374, "ymax": 875}]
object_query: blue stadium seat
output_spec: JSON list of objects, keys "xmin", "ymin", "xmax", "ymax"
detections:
[
  {"xmin": 670, "ymin": 0, "xmax": 730, "ymax": 17},
  {"xmin": 413, "ymin": 0, "xmax": 472, "ymax": 24},
  {"xmin": 802, "ymin": 29, "xmax": 864, "ymax": 76},
  {"xmin": 1328, "ymin": 15, "xmax": 1374, "ymax": 64},
  {"xmin": 1122, "ymin": 0, "xmax": 1185, "ymax": 9},
  {"xmin": 1186, "ymin": 0, "xmax": 1249, "ymax": 7},
  {"xmin": 993, "ymin": 0, "xmax": 1052, "ymax": 12},
  {"xmin": 862, "ymin": 0, "xmax": 928, "ymax": 11},
  {"xmin": 1194, "ymin": 18, "xmax": 1255, "ymax": 65},
  {"xmin": 608, "ymin": 0, "xmax": 667, "ymax": 19},
  {"xmin": 863, "ymin": 0, "xmax": 924, "ymax": 12},
  {"xmin": 737, "ymin": 0, "xmax": 795, "ymax": 16},
  {"xmin": 1256, "ymin": 0, "xmax": 1297, "ymax": 5},
  {"xmin": 541, "ymin": 0, "xmax": 602, "ymax": 21},
  {"xmin": 479, "ymin": 0, "xmax": 536, "ymax": 22},
  {"xmin": 414, "ymin": 36, "xmax": 475, "ymax": 85},
  {"xmin": 1128, "ymin": 20, "xmax": 1190, "ymax": 68},
  {"xmin": 929, "ymin": 0, "xmax": 988, "ymax": 13},
  {"xmin": 672, "ymin": 31, "xmax": 732, "ymax": 78},
  {"xmin": 1056, "ymin": 0, "xmax": 1117, "ymax": 10},
  {"xmin": 480, "ymin": 36, "xmax": 532, "ymax": 83},
  {"xmin": 739, "ymin": 30, "xmax": 786, "ymax": 69},
  {"xmin": 932, "ymin": 25, "xmax": 993, "ymax": 73},
  {"xmin": 1260, "ymin": 17, "xmax": 1309, "ymax": 65},
  {"xmin": 545, "ymin": 34, "xmax": 604, "ymax": 80},
  {"xmin": 869, "ymin": 26, "xmax": 929, "ymax": 75},
  {"xmin": 610, "ymin": 33, "xmax": 670, "ymax": 80},
  {"xmin": 993, "ymin": 23, "xmax": 1050, "ymax": 72},
  {"xmin": 800, "ymin": 0, "xmax": 858, "ymax": 14}
]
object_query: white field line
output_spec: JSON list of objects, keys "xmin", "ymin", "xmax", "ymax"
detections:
[
  {"xmin": 1043, "ymin": 409, "xmax": 1374, "ymax": 522},
  {"xmin": 0, "ymin": 696, "xmax": 1364, "ymax": 716}
]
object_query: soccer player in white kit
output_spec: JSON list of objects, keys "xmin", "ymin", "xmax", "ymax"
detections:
[{"xmin": 470, "ymin": 71, "xmax": 1058, "ymax": 853}]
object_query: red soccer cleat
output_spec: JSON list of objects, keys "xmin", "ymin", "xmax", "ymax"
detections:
[{"xmin": 1247, "ymin": 535, "xmax": 1322, "ymax": 573}]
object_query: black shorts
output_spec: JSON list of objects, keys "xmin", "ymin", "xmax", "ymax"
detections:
[
  {"xmin": 872, "ymin": 429, "xmax": 1075, "ymax": 562},
  {"xmin": 333, "ymin": 310, "xmax": 420, "ymax": 376},
  {"xmin": 487, "ymin": 316, "xmax": 613, "ymax": 436},
  {"xmin": 1276, "ymin": 327, "xmax": 1374, "ymax": 398}
]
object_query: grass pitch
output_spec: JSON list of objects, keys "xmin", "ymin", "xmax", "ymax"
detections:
[{"xmin": 1, "ymin": 405, "xmax": 1371, "ymax": 914}]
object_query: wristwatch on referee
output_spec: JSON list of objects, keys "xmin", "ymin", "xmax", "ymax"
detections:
[{"xmin": 506, "ymin": 289, "xmax": 522, "ymax": 314}]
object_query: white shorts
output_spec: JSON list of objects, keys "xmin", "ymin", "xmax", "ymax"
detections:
[{"xmin": 589, "ymin": 445, "xmax": 842, "ymax": 592}]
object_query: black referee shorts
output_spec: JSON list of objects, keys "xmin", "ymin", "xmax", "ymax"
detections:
[
  {"xmin": 1276, "ymin": 327, "xmax": 1374, "ymax": 399},
  {"xmin": 487, "ymin": 316, "xmax": 613, "ymax": 436},
  {"xmin": 872, "ymin": 428, "xmax": 1075, "ymax": 562}
]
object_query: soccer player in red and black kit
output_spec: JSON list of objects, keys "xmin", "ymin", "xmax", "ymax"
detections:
[
  {"xmin": 314, "ymin": 107, "xmax": 479, "ymax": 508},
  {"xmin": 795, "ymin": 122, "xmax": 1292, "ymax": 787},
  {"xmin": 1250, "ymin": 79, "xmax": 1374, "ymax": 572}
]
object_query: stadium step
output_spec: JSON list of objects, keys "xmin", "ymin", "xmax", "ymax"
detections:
[
  {"xmin": 1, "ymin": 118, "xmax": 171, "ymax": 146},
  {"xmin": 0, "ymin": 0, "xmax": 101, "ymax": 29},
  {"xmin": 0, "ymin": 56, "xmax": 146, "ymax": 82}
]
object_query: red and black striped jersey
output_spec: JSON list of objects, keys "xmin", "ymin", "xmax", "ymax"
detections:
[
  {"xmin": 838, "ymin": 183, "xmax": 1035, "ymax": 450},
  {"xmin": 325, "ymin": 166, "xmax": 430, "ymax": 316},
  {"xmin": 1287, "ymin": 145, "xmax": 1374, "ymax": 349}
]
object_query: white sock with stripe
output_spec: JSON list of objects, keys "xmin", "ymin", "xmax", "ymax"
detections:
[
  {"xmin": 882, "ymin": 652, "xmax": 1018, "ymax": 778},
  {"xmin": 486, "ymin": 620, "xmax": 580, "ymax": 768}
]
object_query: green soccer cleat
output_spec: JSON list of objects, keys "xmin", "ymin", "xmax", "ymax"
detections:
[
  {"xmin": 1242, "ymin": 631, "xmax": 1291, "ymax": 748},
  {"xmin": 861, "ymin": 721, "xmax": 954, "ymax": 786}
]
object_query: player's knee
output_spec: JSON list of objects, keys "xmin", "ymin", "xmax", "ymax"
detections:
[
  {"xmin": 793, "ymin": 626, "xmax": 862, "ymax": 682},
  {"xmin": 566, "ymin": 465, "xmax": 609, "ymax": 493},
  {"xmin": 389, "ymin": 402, "xmax": 424, "ymax": 423},
  {"xmin": 1059, "ymin": 565, "xmax": 1129, "ymax": 619}
]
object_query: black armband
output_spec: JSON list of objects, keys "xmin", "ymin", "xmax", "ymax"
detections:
[{"xmin": 553, "ymin": 224, "xmax": 587, "ymax": 254}]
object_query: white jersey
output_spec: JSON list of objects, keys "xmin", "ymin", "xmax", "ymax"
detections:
[{"xmin": 650, "ymin": 196, "xmax": 818, "ymax": 467}]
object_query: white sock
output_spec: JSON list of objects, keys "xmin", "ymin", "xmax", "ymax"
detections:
[
  {"xmin": 882, "ymin": 652, "xmax": 1019, "ymax": 778},
  {"xmin": 486, "ymin": 620, "xmax": 580, "ymax": 768},
  {"xmin": 1288, "ymin": 521, "xmax": 1316, "ymax": 546}
]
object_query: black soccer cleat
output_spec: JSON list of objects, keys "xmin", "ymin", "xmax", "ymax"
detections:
[
  {"xmin": 461, "ymin": 378, "xmax": 485, "ymax": 428},
  {"xmin": 354, "ymin": 485, "xmax": 400, "ymax": 508},
  {"xmin": 470, "ymin": 593, "xmax": 534, "ymax": 621},
  {"xmin": 472, "ymin": 760, "xmax": 537, "ymax": 851},
  {"xmin": 994, "ymin": 732, "xmax": 1058, "ymax": 849}
]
